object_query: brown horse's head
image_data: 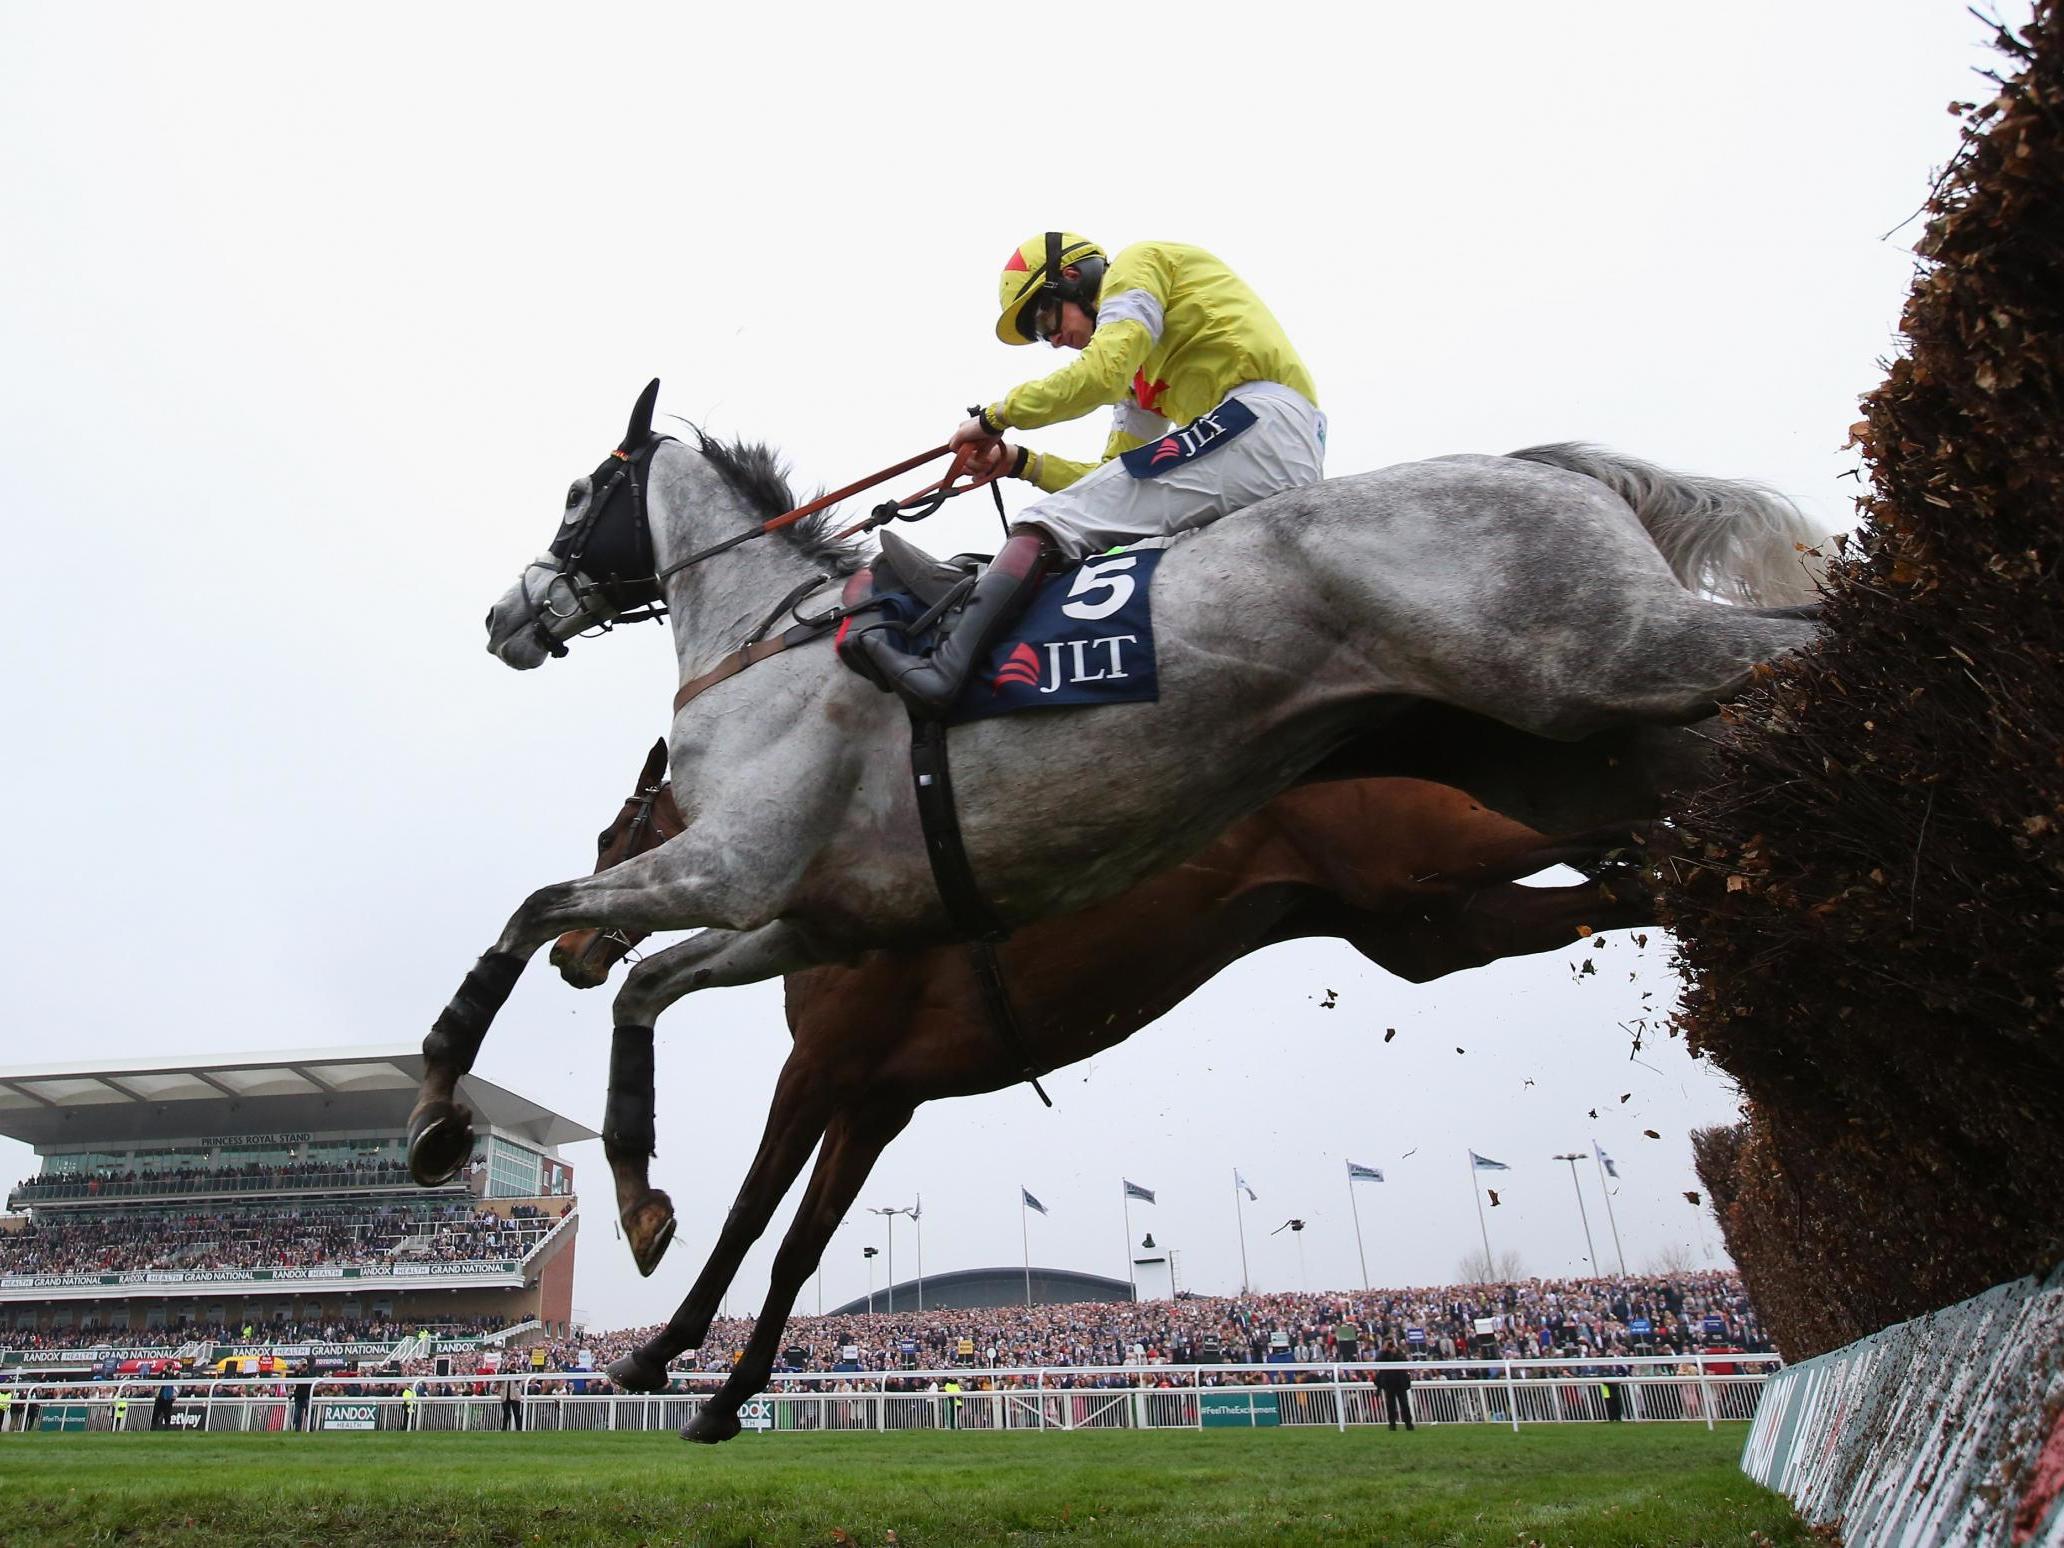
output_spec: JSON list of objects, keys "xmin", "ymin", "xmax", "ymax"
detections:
[{"xmin": 549, "ymin": 738, "xmax": 686, "ymax": 988}]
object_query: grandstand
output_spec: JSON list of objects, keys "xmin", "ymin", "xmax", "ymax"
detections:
[{"xmin": 0, "ymin": 1047, "xmax": 592, "ymax": 1375}]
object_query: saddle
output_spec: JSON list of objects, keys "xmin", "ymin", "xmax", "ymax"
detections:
[
  {"xmin": 835, "ymin": 530, "xmax": 992, "ymax": 688},
  {"xmin": 859, "ymin": 529, "xmax": 989, "ymax": 609}
]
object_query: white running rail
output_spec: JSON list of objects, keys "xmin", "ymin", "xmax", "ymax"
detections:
[{"xmin": 4, "ymin": 1354, "xmax": 1778, "ymax": 1435}]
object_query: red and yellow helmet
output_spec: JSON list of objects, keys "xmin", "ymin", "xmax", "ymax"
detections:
[{"xmin": 995, "ymin": 231, "xmax": 1107, "ymax": 345}]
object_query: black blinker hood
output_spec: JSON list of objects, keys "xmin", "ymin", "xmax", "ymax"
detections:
[{"xmin": 549, "ymin": 378, "xmax": 668, "ymax": 613}]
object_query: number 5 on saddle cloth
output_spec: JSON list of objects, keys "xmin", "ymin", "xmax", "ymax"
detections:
[{"xmin": 849, "ymin": 542, "xmax": 1167, "ymax": 725}]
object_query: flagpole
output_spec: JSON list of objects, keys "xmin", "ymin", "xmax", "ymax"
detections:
[
  {"xmin": 1348, "ymin": 1171, "xmax": 1369, "ymax": 1289},
  {"xmin": 1593, "ymin": 1150, "xmax": 1628, "ymax": 1275},
  {"xmin": 1122, "ymin": 1185, "xmax": 1137, "ymax": 1302},
  {"xmin": 1021, "ymin": 1189, "xmax": 1032, "ymax": 1308},
  {"xmin": 1234, "ymin": 1170, "xmax": 1251, "ymax": 1294},
  {"xmin": 1553, "ymin": 1153, "xmax": 1599, "ymax": 1268},
  {"xmin": 1469, "ymin": 1152, "xmax": 1494, "ymax": 1278}
]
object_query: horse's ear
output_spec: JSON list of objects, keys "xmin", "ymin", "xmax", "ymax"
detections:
[
  {"xmin": 640, "ymin": 737, "xmax": 669, "ymax": 786},
  {"xmin": 622, "ymin": 378, "xmax": 660, "ymax": 450}
]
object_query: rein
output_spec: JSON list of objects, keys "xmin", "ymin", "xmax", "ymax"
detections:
[
  {"xmin": 649, "ymin": 442, "xmax": 956, "ymax": 585},
  {"xmin": 661, "ymin": 443, "xmax": 1011, "ymax": 714},
  {"xmin": 552, "ymin": 432, "xmax": 1007, "ymax": 672}
]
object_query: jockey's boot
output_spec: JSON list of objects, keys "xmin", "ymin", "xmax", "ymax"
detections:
[{"xmin": 853, "ymin": 532, "xmax": 1052, "ymax": 715}]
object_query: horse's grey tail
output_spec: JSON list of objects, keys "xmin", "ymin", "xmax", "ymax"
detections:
[{"xmin": 1506, "ymin": 442, "xmax": 1826, "ymax": 607}]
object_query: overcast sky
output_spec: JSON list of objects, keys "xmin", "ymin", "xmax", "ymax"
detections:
[{"xmin": 0, "ymin": 2, "xmax": 2021, "ymax": 1331}]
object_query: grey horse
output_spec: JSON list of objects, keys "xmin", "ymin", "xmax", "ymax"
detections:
[{"xmin": 417, "ymin": 384, "xmax": 1818, "ymax": 1209}]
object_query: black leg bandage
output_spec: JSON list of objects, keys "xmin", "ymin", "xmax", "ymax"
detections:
[
  {"xmin": 603, "ymin": 1025, "xmax": 658, "ymax": 1159},
  {"xmin": 422, "ymin": 951, "xmax": 526, "ymax": 1073}
]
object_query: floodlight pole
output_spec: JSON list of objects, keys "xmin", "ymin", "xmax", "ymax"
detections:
[
  {"xmin": 909, "ymin": 1199, "xmax": 924, "ymax": 1312},
  {"xmin": 867, "ymin": 1207, "xmax": 899, "ymax": 1313}
]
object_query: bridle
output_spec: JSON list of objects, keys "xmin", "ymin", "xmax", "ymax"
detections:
[
  {"xmin": 516, "ymin": 378, "xmax": 1010, "ymax": 693},
  {"xmin": 515, "ymin": 426, "xmax": 674, "ymax": 662}
]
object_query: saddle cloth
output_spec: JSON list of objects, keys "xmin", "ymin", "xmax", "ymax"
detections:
[{"xmin": 844, "ymin": 532, "xmax": 1164, "ymax": 724}]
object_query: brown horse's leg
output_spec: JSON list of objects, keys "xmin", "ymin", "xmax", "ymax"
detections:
[
  {"xmin": 602, "ymin": 1026, "xmax": 675, "ymax": 1278},
  {"xmin": 677, "ymin": 1102, "xmax": 913, "ymax": 1445},
  {"xmin": 1457, "ymin": 876, "xmax": 1655, "ymax": 957},
  {"xmin": 604, "ymin": 1055, "xmax": 840, "ymax": 1391},
  {"xmin": 1341, "ymin": 876, "xmax": 1654, "ymax": 983}
]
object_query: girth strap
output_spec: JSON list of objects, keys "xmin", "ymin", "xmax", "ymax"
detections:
[
  {"xmin": 909, "ymin": 717, "xmax": 1005, "ymax": 942},
  {"xmin": 671, "ymin": 624, "xmax": 825, "ymax": 715},
  {"xmin": 907, "ymin": 713, "xmax": 1053, "ymax": 1108}
]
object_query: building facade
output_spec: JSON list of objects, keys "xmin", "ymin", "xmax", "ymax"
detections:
[{"xmin": 0, "ymin": 1047, "xmax": 592, "ymax": 1365}]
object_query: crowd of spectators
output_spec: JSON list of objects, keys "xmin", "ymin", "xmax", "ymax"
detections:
[
  {"xmin": 1, "ymin": 1271, "xmax": 1762, "ymax": 1394},
  {"xmin": 11, "ymin": 1155, "xmax": 420, "ymax": 1202},
  {"xmin": 0, "ymin": 1315, "xmax": 502, "ymax": 1352},
  {"xmin": 479, "ymin": 1271, "xmax": 1762, "ymax": 1382},
  {"xmin": 0, "ymin": 1200, "xmax": 561, "ymax": 1276}
]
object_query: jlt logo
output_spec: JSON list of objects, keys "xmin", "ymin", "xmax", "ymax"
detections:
[
  {"xmin": 993, "ymin": 635, "xmax": 1140, "ymax": 694},
  {"xmin": 1148, "ymin": 411, "xmax": 1230, "ymax": 469}
]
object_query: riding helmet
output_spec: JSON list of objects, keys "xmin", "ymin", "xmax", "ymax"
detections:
[{"xmin": 995, "ymin": 231, "xmax": 1107, "ymax": 345}]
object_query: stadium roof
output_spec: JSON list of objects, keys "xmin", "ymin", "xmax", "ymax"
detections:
[
  {"xmin": 0, "ymin": 1046, "xmax": 596, "ymax": 1151},
  {"xmin": 828, "ymin": 1266, "xmax": 1136, "ymax": 1315}
]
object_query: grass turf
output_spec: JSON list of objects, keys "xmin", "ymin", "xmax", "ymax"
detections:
[{"xmin": 2, "ymin": 1425, "xmax": 1810, "ymax": 1547}]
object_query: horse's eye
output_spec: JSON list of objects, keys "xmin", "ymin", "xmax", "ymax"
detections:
[{"xmin": 565, "ymin": 485, "xmax": 582, "ymax": 510}]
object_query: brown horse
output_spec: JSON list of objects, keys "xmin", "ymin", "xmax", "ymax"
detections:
[{"xmin": 555, "ymin": 739, "xmax": 1656, "ymax": 1441}]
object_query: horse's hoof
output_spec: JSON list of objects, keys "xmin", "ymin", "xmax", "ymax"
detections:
[
  {"xmin": 623, "ymin": 1194, "xmax": 677, "ymax": 1279},
  {"xmin": 407, "ymin": 1103, "xmax": 475, "ymax": 1187},
  {"xmin": 682, "ymin": 1406, "xmax": 742, "ymax": 1444},
  {"xmin": 607, "ymin": 1352, "xmax": 669, "ymax": 1394}
]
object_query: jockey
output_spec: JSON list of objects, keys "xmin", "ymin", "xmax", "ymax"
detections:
[{"xmin": 850, "ymin": 231, "xmax": 1326, "ymax": 713}]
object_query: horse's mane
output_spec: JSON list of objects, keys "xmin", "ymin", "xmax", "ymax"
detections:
[{"xmin": 686, "ymin": 426, "xmax": 866, "ymax": 578}]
